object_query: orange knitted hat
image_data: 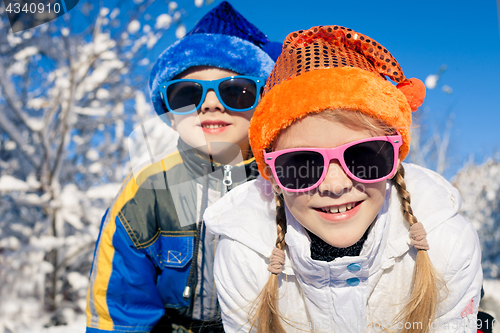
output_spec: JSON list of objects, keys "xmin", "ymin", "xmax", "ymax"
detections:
[{"xmin": 249, "ymin": 25, "xmax": 426, "ymax": 179}]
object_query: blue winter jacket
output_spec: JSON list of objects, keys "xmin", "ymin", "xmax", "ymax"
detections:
[{"xmin": 86, "ymin": 138, "xmax": 258, "ymax": 332}]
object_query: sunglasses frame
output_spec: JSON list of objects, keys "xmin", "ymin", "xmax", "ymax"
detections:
[
  {"xmin": 158, "ymin": 75, "xmax": 266, "ymax": 115},
  {"xmin": 263, "ymin": 134, "xmax": 403, "ymax": 192}
]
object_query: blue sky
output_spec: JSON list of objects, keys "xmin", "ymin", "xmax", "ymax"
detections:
[
  {"xmin": 169, "ymin": 0, "xmax": 500, "ymax": 178},
  {"xmin": 17, "ymin": 0, "xmax": 497, "ymax": 178}
]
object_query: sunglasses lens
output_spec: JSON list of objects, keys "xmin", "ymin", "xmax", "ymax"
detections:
[
  {"xmin": 166, "ymin": 81, "xmax": 203, "ymax": 112},
  {"xmin": 344, "ymin": 141, "xmax": 394, "ymax": 180},
  {"xmin": 274, "ymin": 151, "xmax": 324, "ymax": 190},
  {"xmin": 219, "ymin": 78, "xmax": 258, "ymax": 110}
]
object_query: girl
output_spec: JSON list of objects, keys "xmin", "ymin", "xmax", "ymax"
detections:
[{"xmin": 204, "ymin": 26, "xmax": 483, "ymax": 333}]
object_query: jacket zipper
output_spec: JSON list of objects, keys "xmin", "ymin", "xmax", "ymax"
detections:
[{"xmin": 223, "ymin": 165, "xmax": 233, "ymax": 192}]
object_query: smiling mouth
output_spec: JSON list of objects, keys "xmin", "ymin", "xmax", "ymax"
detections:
[
  {"xmin": 200, "ymin": 121, "xmax": 230, "ymax": 129},
  {"xmin": 315, "ymin": 201, "xmax": 360, "ymax": 214}
]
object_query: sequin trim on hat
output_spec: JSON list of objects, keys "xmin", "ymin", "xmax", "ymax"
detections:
[{"xmin": 265, "ymin": 25, "xmax": 406, "ymax": 95}]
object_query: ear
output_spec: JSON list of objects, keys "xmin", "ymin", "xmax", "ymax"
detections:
[{"xmin": 166, "ymin": 113, "xmax": 176, "ymax": 129}]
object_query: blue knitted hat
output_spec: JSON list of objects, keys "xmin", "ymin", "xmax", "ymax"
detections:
[{"xmin": 149, "ymin": 1, "xmax": 281, "ymax": 116}]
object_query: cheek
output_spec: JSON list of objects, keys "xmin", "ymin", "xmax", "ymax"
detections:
[
  {"xmin": 172, "ymin": 114, "xmax": 199, "ymax": 129},
  {"xmin": 364, "ymin": 180, "xmax": 387, "ymax": 209},
  {"xmin": 234, "ymin": 115, "xmax": 251, "ymax": 131},
  {"xmin": 173, "ymin": 114, "xmax": 206, "ymax": 144},
  {"xmin": 231, "ymin": 110, "xmax": 253, "ymax": 127},
  {"xmin": 281, "ymin": 192, "xmax": 309, "ymax": 217}
]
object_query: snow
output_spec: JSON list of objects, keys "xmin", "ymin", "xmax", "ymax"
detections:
[
  {"xmin": 22, "ymin": 31, "xmax": 33, "ymax": 39},
  {"xmin": 26, "ymin": 116, "xmax": 44, "ymax": 131},
  {"xmin": 61, "ymin": 210, "xmax": 84, "ymax": 229},
  {"xmin": 155, "ymin": 14, "xmax": 172, "ymax": 29},
  {"xmin": 0, "ymin": 236, "xmax": 21, "ymax": 250},
  {"xmin": 169, "ymin": 1, "xmax": 178, "ymax": 11},
  {"xmin": 98, "ymin": 51, "xmax": 116, "ymax": 60},
  {"xmin": 95, "ymin": 88, "xmax": 109, "ymax": 99},
  {"xmin": 4, "ymin": 140, "xmax": 16, "ymax": 150},
  {"xmin": 176, "ymin": 24, "xmax": 186, "ymax": 39},
  {"xmin": 7, "ymin": 34, "xmax": 23, "ymax": 47},
  {"xmin": 134, "ymin": 91, "xmax": 150, "ymax": 118},
  {"xmin": 26, "ymin": 173, "xmax": 41, "ymax": 189},
  {"xmin": 127, "ymin": 20, "xmax": 141, "ymax": 34},
  {"xmin": 0, "ymin": 175, "xmax": 30, "ymax": 192},
  {"xmin": 139, "ymin": 58, "xmax": 150, "ymax": 66},
  {"xmin": 425, "ymin": 74, "xmax": 438, "ymax": 89},
  {"xmin": 85, "ymin": 149, "xmax": 99, "ymax": 161},
  {"xmin": 29, "ymin": 235, "xmax": 65, "ymax": 251},
  {"xmin": 27, "ymin": 98, "xmax": 49, "ymax": 110},
  {"xmin": 88, "ymin": 162, "xmax": 102, "ymax": 174},
  {"xmin": 442, "ymin": 84, "xmax": 453, "ymax": 94},
  {"xmin": 67, "ymin": 272, "xmax": 88, "ymax": 290},
  {"xmin": 86, "ymin": 183, "xmax": 121, "ymax": 199},
  {"xmin": 453, "ymin": 159, "xmax": 500, "ymax": 278},
  {"xmin": 110, "ymin": 8, "xmax": 119, "ymax": 19},
  {"xmin": 8, "ymin": 61, "xmax": 28, "ymax": 76},
  {"xmin": 147, "ymin": 33, "xmax": 158, "ymax": 49},
  {"xmin": 481, "ymin": 279, "xmax": 500, "ymax": 333},
  {"xmin": 40, "ymin": 315, "xmax": 86, "ymax": 333},
  {"xmin": 14, "ymin": 47, "xmax": 39, "ymax": 61},
  {"xmin": 99, "ymin": 7, "xmax": 109, "ymax": 16},
  {"xmin": 195, "ymin": 0, "xmax": 204, "ymax": 8}
]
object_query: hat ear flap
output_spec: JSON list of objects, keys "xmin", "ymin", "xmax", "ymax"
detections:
[{"xmin": 397, "ymin": 78, "xmax": 426, "ymax": 112}]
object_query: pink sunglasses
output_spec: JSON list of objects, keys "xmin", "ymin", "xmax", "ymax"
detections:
[{"xmin": 263, "ymin": 134, "xmax": 402, "ymax": 192}]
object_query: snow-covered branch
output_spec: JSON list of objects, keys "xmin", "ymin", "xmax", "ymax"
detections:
[{"xmin": 0, "ymin": 0, "xmax": 190, "ymax": 329}]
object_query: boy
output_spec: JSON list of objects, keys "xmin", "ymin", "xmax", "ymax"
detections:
[{"xmin": 85, "ymin": 2, "xmax": 279, "ymax": 332}]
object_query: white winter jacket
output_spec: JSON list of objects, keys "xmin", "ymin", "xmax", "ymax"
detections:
[{"xmin": 204, "ymin": 163, "xmax": 483, "ymax": 332}]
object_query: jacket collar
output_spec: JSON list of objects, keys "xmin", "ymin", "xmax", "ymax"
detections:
[{"xmin": 177, "ymin": 138, "xmax": 258, "ymax": 183}]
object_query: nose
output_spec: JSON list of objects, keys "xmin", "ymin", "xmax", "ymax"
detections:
[
  {"xmin": 200, "ymin": 89, "xmax": 225, "ymax": 113},
  {"xmin": 317, "ymin": 160, "xmax": 353, "ymax": 195}
]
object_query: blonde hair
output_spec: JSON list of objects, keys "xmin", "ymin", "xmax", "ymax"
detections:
[{"xmin": 252, "ymin": 109, "xmax": 442, "ymax": 333}]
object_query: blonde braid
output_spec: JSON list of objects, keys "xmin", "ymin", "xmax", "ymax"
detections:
[
  {"xmin": 250, "ymin": 194, "xmax": 287, "ymax": 333},
  {"xmin": 392, "ymin": 164, "xmax": 440, "ymax": 333}
]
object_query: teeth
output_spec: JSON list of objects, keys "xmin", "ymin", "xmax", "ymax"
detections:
[
  {"xmin": 338, "ymin": 204, "xmax": 347, "ymax": 213},
  {"xmin": 321, "ymin": 203, "xmax": 356, "ymax": 214},
  {"xmin": 203, "ymin": 124, "xmax": 225, "ymax": 129}
]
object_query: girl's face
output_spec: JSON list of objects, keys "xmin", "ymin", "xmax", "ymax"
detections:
[
  {"xmin": 271, "ymin": 115, "xmax": 388, "ymax": 248},
  {"xmin": 168, "ymin": 66, "xmax": 255, "ymax": 161}
]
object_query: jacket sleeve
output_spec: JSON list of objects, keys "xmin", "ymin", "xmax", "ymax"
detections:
[
  {"xmin": 86, "ymin": 206, "xmax": 165, "ymax": 332},
  {"xmin": 432, "ymin": 217, "xmax": 483, "ymax": 333},
  {"xmin": 214, "ymin": 236, "xmax": 271, "ymax": 333}
]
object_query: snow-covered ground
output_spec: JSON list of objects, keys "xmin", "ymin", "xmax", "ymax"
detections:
[{"xmin": 481, "ymin": 279, "xmax": 500, "ymax": 333}]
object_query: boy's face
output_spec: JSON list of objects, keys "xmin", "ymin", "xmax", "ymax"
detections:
[{"xmin": 168, "ymin": 66, "xmax": 255, "ymax": 161}]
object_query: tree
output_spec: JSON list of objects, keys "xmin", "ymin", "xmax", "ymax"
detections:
[
  {"xmin": 453, "ymin": 158, "xmax": 500, "ymax": 279},
  {"xmin": 0, "ymin": 0, "xmax": 190, "ymax": 329}
]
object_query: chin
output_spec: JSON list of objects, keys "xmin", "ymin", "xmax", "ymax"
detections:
[{"xmin": 320, "ymin": 233, "xmax": 364, "ymax": 248}]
